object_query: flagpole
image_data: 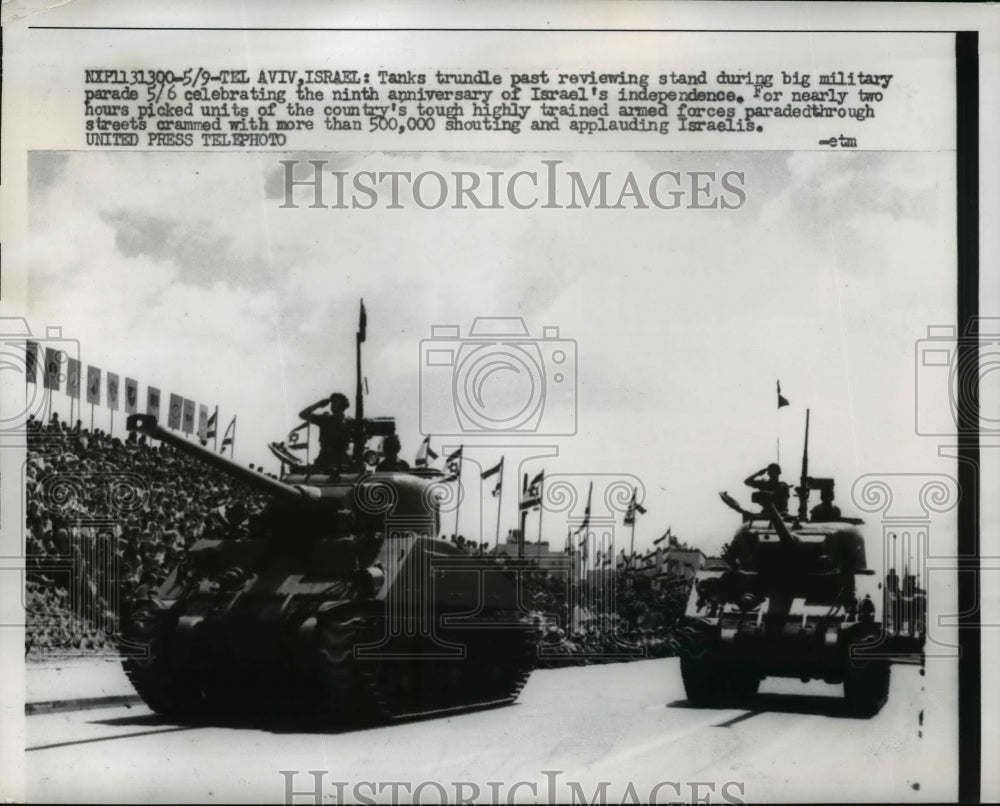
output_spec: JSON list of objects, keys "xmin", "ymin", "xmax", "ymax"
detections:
[
  {"xmin": 537, "ymin": 473, "xmax": 544, "ymax": 548},
  {"xmin": 109, "ymin": 408, "xmax": 114, "ymax": 438},
  {"xmin": 494, "ymin": 459, "xmax": 503, "ymax": 554},
  {"xmin": 353, "ymin": 299, "xmax": 366, "ymax": 469},
  {"xmin": 90, "ymin": 402, "xmax": 94, "ymax": 432},
  {"xmin": 212, "ymin": 406, "xmax": 219, "ymax": 452},
  {"xmin": 518, "ymin": 473, "xmax": 528, "ymax": 556},
  {"xmin": 454, "ymin": 448, "xmax": 463, "ymax": 547}
]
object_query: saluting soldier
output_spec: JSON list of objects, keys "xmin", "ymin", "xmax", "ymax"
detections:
[
  {"xmin": 744, "ymin": 462, "xmax": 790, "ymax": 514},
  {"xmin": 298, "ymin": 392, "xmax": 352, "ymax": 473}
]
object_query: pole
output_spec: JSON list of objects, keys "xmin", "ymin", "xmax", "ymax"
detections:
[
  {"xmin": 353, "ymin": 299, "xmax": 365, "ymax": 468},
  {"xmin": 537, "ymin": 473, "xmax": 545, "ymax": 548},
  {"xmin": 212, "ymin": 406, "xmax": 219, "ymax": 452},
  {"xmin": 797, "ymin": 408, "xmax": 811, "ymax": 521},
  {"xmin": 90, "ymin": 402, "xmax": 94, "ymax": 432},
  {"xmin": 453, "ymin": 449, "xmax": 463, "ymax": 547},
  {"xmin": 518, "ymin": 473, "xmax": 528, "ymax": 557},
  {"xmin": 109, "ymin": 407, "xmax": 114, "ymax": 438},
  {"xmin": 494, "ymin": 462, "xmax": 503, "ymax": 554}
]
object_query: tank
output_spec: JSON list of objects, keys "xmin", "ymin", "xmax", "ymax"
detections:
[
  {"xmin": 119, "ymin": 413, "xmax": 535, "ymax": 724},
  {"xmin": 676, "ymin": 414, "xmax": 926, "ymax": 717}
]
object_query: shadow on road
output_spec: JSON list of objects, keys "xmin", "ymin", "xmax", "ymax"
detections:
[
  {"xmin": 86, "ymin": 699, "xmax": 520, "ymax": 736},
  {"xmin": 667, "ymin": 692, "xmax": 870, "ymax": 721}
]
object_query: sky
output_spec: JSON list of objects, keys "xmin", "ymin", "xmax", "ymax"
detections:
[{"xmin": 26, "ymin": 148, "xmax": 956, "ymax": 555}]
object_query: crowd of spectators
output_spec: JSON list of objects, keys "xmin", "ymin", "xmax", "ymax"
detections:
[
  {"xmin": 439, "ymin": 535, "xmax": 686, "ymax": 665},
  {"xmin": 24, "ymin": 413, "xmax": 265, "ymax": 658}
]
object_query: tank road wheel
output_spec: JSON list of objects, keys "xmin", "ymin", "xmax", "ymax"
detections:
[
  {"xmin": 844, "ymin": 662, "xmax": 891, "ymax": 717},
  {"xmin": 121, "ymin": 607, "xmax": 207, "ymax": 720},
  {"xmin": 316, "ymin": 615, "xmax": 389, "ymax": 725}
]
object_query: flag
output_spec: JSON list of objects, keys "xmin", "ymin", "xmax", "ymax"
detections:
[
  {"xmin": 206, "ymin": 407, "xmax": 218, "ymax": 439},
  {"xmin": 25, "ymin": 341, "xmax": 38, "ymax": 384},
  {"xmin": 415, "ymin": 435, "xmax": 438, "ymax": 467},
  {"xmin": 167, "ymin": 393, "xmax": 182, "ymax": 429},
  {"xmin": 220, "ymin": 415, "xmax": 237, "ymax": 452},
  {"xmin": 287, "ymin": 420, "xmax": 309, "ymax": 451},
  {"xmin": 43, "ymin": 347, "xmax": 62, "ymax": 391},
  {"xmin": 654, "ymin": 527, "xmax": 671, "ymax": 546},
  {"xmin": 182, "ymin": 399, "xmax": 195, "ymax": 434},
  {"xmin": 197, "ymin": 404, "xmax": 209, "ymax": 440},
  {"xmin": 519, "ymin": 470, "xmax": 544, "ymax": 511},
  {"xmin": 125, "ymin": 378, "xmax": 138, "ymax": 414},
  {"xmin": 573, "ymin": 482, "xmax": 593, "ymax": 542},
  {"xmin": 481, "ymin": 459, "xmax": 503, "ymax": 480},
  {"xmin": 623, "ymin": 487, "xmax": 647, "ymax": 526},
  {"xmin": 358, "ymin": 299, "xmax": 367, "ymax": 343},
  {"xmin": 146, "ymin": 387, "xmax": 161, "ymax": 419},
  {"xmin": 777, "ymin": 380, "xmax": 790, "ymax": 409},
  {"xmin": 66, "ymin": 358, "xmax": 81, "ymax": 399},
  {"xmin": 107, "ymin": 373, "xmax": 120, "ymax": 410},
  {"xmin": 446, "ymin": 446, "xmax": 463, "ymax": 476},
  {"xmin": 483, "ymin": 457, "xmax": 503, "ymax": 497},
  {"xmin": 86, "ymin": 366, "xmax": 101, "ymax": 405},
  {"xmin": 268, "ymin": 441, "xmax": 302, "ymax": 466},
  {"xmin": 481, "ymin": 457, "xmax": 503, "ymax": 496}
]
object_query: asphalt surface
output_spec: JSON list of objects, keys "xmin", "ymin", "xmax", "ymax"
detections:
[{"xmin": 24, "ymin": 657, "xmax": 951, "ymax": 803}]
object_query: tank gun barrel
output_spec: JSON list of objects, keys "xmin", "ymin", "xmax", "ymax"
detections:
[
  {"xmin": 763, "ymin": 500, "xmax": 799, "ymax": 544},
  {"xmin": 127, "ymin": 414, "xmax": 322, "ymax": 502}
]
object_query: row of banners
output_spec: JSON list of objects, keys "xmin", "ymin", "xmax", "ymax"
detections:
[{"xmin": 25, "ymin": 341, "xmax": 235, "ymax": 448}]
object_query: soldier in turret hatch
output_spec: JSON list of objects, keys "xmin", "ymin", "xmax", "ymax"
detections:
[
  {"xmin": 810, "ymin": 483, "xmax": 842, "ymax": 522},
  {"xmin": 744, "ymin": 462, "xmax": 790, "ymax": 514},
  {"xmin": 298, "ymin": 392, "xmax": 352, "ymax": 473},
  {"xmin": 376, "ymin": 434, "xmax": 410, "ymax": 472}
]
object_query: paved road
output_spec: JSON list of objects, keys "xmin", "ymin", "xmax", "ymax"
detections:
[{"xmin": 25, "ymin": 658, "xmax": 951, "ymax": 803}]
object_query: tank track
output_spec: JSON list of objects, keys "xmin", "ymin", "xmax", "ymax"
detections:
[
  {"xmin": 120, "ymin": 605, "xmax": 209, "ymax": 719},
  {"xmin": 316, "ymin": 612, "xmax": 535, "ymax": 724}
]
